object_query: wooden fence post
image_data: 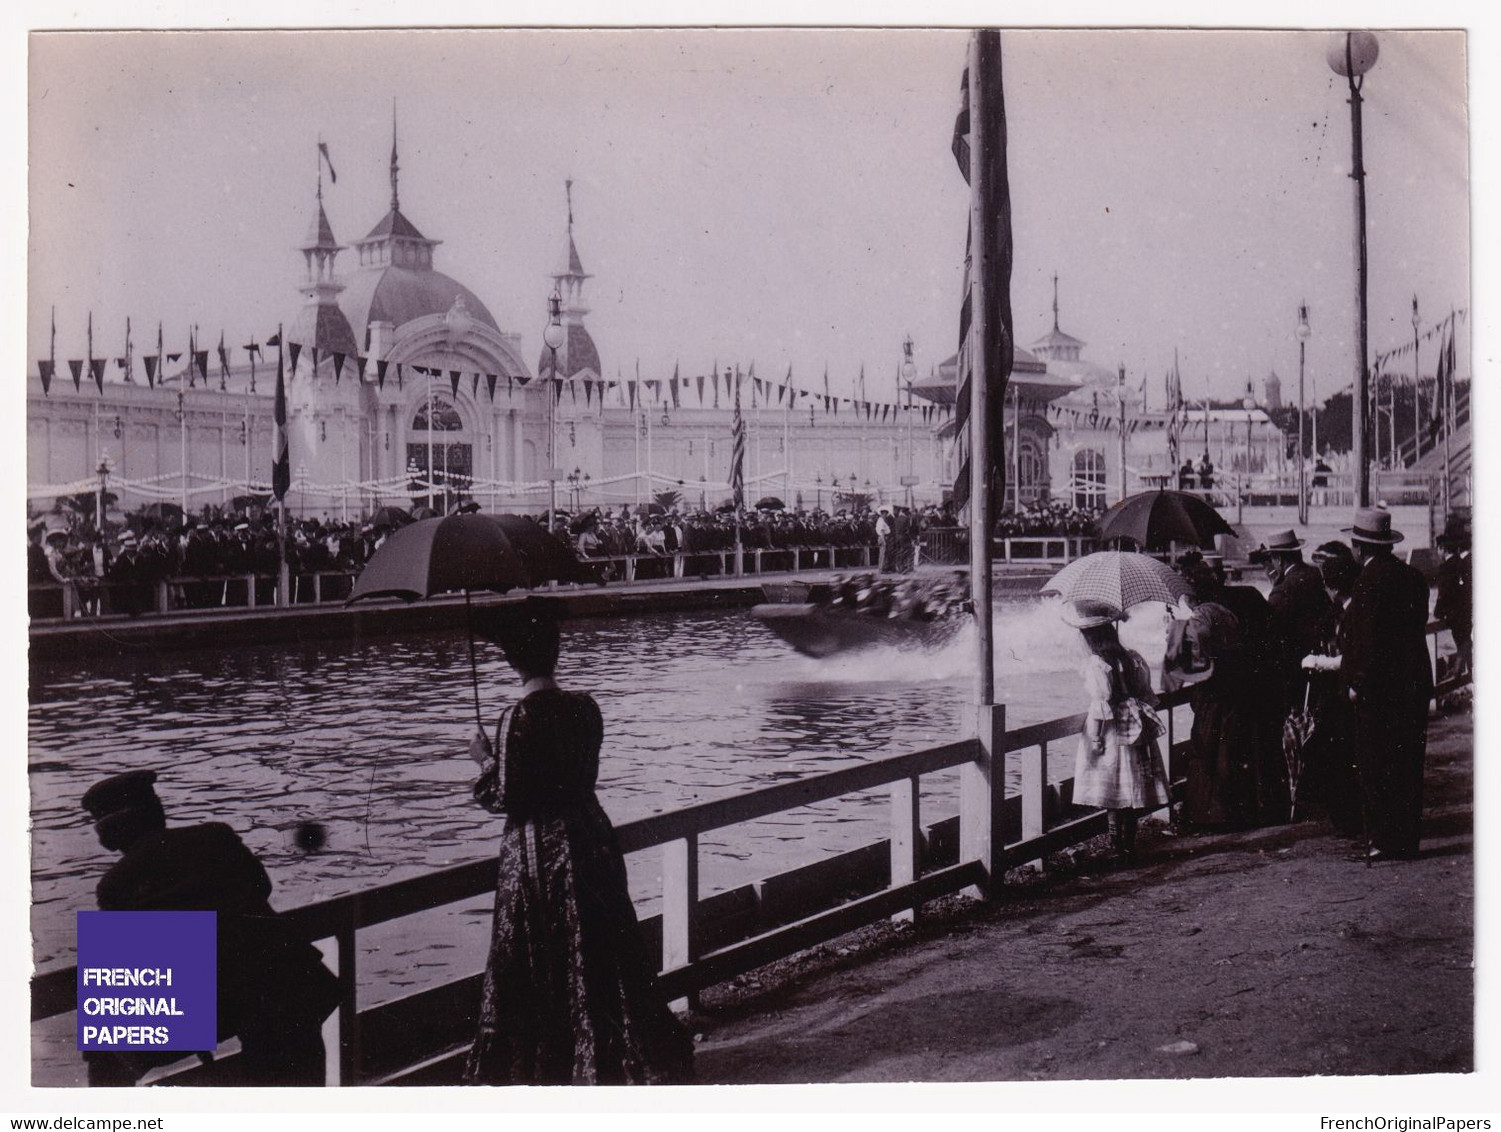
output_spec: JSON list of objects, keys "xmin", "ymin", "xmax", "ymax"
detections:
[
  {"xmin": 959, "ymin": 703, "xmax": 1006, "ymax": 899},
  {"xmin": 889, "ymin": 775, "xmax": 920, "ymax": 924},
  {"xmin": 662, "ymin": 834, "xmax": 698, "ymax": 1011}
]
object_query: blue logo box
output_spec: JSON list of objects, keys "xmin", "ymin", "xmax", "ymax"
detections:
[{"xmin": 76, "ymin": 911, "xmax": 217, "ymax": 1052}]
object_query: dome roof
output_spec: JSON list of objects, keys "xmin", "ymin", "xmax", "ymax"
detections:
[
  {"xmin": 537, "ymin": 323, "xmax": 601, "ymax": 380},
  {"xmin": 338, "ymin": 265, "xmax": 500, "ymax": 348},
  {"xmin": 288, "ymin": 300, "xmax": 360, "ymax": 359}
]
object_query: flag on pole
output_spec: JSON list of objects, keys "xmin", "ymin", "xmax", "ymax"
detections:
[
  {"xmin": 218, "ymin": 331, "xmax": 231, "ymax": 390},
  {"xmin": 1427, "ymin": 318, "xmax": 1455, "ymax": 444},
  {"xmin": 116, "ymin": 317, "xmax": 135, "ymax": 383},
  {"xmin": 88, "ymin": 312, "xmax": 107, "ymax": 394},
  {"xmin": 272, "ymin": 325, "xmax": 290, "ymax": 502},
  {"xmin": 318, "ymin": 140, "xmax": 337, "ymax": 184},
  {"xmin": 950, "ymin": 32, "xmax": 1014, "ymax": 516},
  {"xmin": 731, "ymin": 367, "xmax": 746, "ymax": 510},
  {"xmin": 38, "ymin": 306, "xmax": 56, "ymax": 394}
]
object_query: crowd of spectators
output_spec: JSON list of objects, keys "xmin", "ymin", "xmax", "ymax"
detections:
[{"xmin": 26, "ymin": 496, "xmax": 1104, "ymax": 618}]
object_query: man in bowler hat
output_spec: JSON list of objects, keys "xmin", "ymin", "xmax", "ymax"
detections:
[
  {"xmin": 1337, "ymin": 508, "xmax": 1433, "ymax": 862},
  {"xmin": 1432, "ymin": 514, "xmax": 1472, "ymax": 677},
  {"xmin": 81, "ymin": 771, "xmax": 338, "ymax": 1085},
  {"xmin": 1254, "ymin": 529, "xmax": 1337, "ymax": 716}
]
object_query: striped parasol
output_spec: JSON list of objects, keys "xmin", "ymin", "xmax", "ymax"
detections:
[{"xmin": 1041, "ymin": 550, "xmax": 1191, "ymax": 612}]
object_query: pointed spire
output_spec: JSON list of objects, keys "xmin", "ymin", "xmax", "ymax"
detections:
[
  {"xmin": 566, "ymin": 177, "xmax": 574, "ymax": 231},
  {"xmin": 390, "ymin": 98, "xmax": 400, "ymax": 213}
]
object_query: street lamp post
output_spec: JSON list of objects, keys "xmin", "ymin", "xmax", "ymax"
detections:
[
  {"xmin": 96, "ymin": 458, "xmax": 111, "ymax": 534},
  {"xmin": 543, "ymin": 289, "xmax": 566, "ymax": 523},
  {"xmin": 1239, "ymin": 385, "xmax": 1256, "ymax": 526},
  {"xmin": 1297, "ymin": 303, "xmax": 1311, "ymax": 525},
  {"xmin": 1329, "ymin": 30, "xmax": 1380, "ymax": 507},
  {"xmin": 1411, "ymin": 295, "xmax": 1422, "ymax": 459},
  {"xmin": 900, "ymin": 336, "xmax": 918, "ymax": 507}
]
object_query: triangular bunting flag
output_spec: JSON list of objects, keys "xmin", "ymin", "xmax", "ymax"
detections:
[
  {"xmin": 68, "ymin": 360, "xmax": 83, "ymax": 390},
  {"xmin": 38, "ymin": 360, "xmax": 54, "ymax": 395},
  {"xmin": 395, "ymin": 363, "xmax": 404, "ymax": 389},
  {"xmin": 376, "ymin": 359, "xmax": 388, "ymax": 389},
  {"xmin": 332, "ymin": 352, "xmax": 346, "ymax": 384},
  {"xmin": 487, "ymin": 374, "xmax": 498, "ymax": 400},
  {"xmin": 89, "ymin": 358, "xmax": 106, "ymax": 394},
  {"xmin": 628, "ymin": 381, "xmax": 637, "ymax": 411},
  {"xmin": 472, "ymin": 372, "xmax": 481, "ymax": 398},
  {"xmin": 144, "ymin": 356, "xmax": 158, "ymax": 388},
  {"xmin": 288, "ymin": 341, "xmax": 302, "ymax": 375},
  {"xmin": 310, "ymin": 346, "xmax": 320, "ymax": 377},
  {"xmin": 356, "ymin": 356, "xmax": 368, "ymax": 382},
  {"xmin": 449, "ymin": 370, "xmax": 462, "ymax": 398},
  {"xmin": 584, "ymin": 380, "xmax": 594, "ymax": 407}
]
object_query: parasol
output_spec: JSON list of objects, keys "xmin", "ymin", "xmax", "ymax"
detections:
[
  {"xmin": 1093, "ymin": 489, "xmax": 1236, "ymax": 551},
  {"xmin": 755, "ymin": 496, "xmax": 786, "ymax": 511},
  {"xmin": 347, "ymin": 513, "xmax": 590, "ymax": 726},
  {"xmin": 1041, "ymin": 550, "xmax": 1191, "ymax": 611}
]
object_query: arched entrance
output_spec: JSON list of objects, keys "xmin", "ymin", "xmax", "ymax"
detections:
[{"xmin": 407, "ymin": 392, "xmax": 473, "ymax": 512}]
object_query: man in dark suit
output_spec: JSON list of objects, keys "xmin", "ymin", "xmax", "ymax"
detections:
[
  {"xmin": 1256, "ymin": 529, "xmax": 1337, "ymax": 715},
  {"xmin": 1338, "ymin": 508, "xmax": 1433, "ymax": 862},
  {"xmin": 1432, "ymin": 514, "xmax": 1472, "ymax": 676},
  {"xmin": 82, "ymin": 771, "xmax": 337, "ymax": 1085}
]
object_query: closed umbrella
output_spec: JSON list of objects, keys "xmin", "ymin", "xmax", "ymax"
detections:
[
  {"xmin": 1094, "ymin": 489, "xmax": 1235, "ymax": 551},
  {"xmin": 1041, "ymin": 550, "xmax": 1191, "ymax": 611},
  {"xmin": 348, "ymin": 513, "xmax": 591, "ymax": 725},
  {"xmin": 1282, "ymin": 683, "xmax": 1315, "ymax": 824}
]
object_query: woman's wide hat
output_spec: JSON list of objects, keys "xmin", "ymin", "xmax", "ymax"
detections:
[
  {"xmin": 1059, "ymin": 598, "xmax": 1125, "ymax": 629},
  {"xmin": 1343, "ymin": 506, "xmax": 1404, "ymax": 545}
]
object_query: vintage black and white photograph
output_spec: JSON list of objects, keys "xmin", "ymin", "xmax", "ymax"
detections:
[{"xmin": 21, "ymin": 21, "xmax": 1477, "ymax": 1100}]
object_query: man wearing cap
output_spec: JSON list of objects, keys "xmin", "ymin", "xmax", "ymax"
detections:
[
  {"xmin": 1338, "ymin": 507, "xmax": 1433, "ymax": 861},
  {"xmin": 81, "ymin": 771, "xmax": 337, "ymax": 1085},
  {"xmin": 1257, "ymin": 530, "xmax": 1337, "ymax": 718},
  {"xmin": 1432, "ymin": 514, "xmax": 1471, "ymax": 677}
]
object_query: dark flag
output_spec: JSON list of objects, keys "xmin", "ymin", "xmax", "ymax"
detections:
[
  {"xmin": 356, "ymin": 356, "xmax": 368, "ymax": 382},
  {"xmin": 88, "ymin": 312, "xmax": 106, "ymax": 394},
  {"xmin": 1427, "ymin": 318, "xmax": 1457, "ymax": 445},
  {"xmin": 332, "ymin": 352, "xmax": 346, "ymax": 384},
  {"xmin": 218, "ymin": 331, "xmax": 231, "ymax": 390},
  {"xmin": 486, "ymin": 373, "xmax": 498, "ymax": 400},
  {"xmin": 118, "ymin": 317, "xmax": 135, "ymax": 384},
  {"xmin": 38, "ymin": 306, "xmax": 56, "ymax": 394},
  {"xmin": 377, "ymin": 359, "xmax": 389, "ymax": 389},
  {"xmin": 951, "ymin": 31, "xmax": 1013, "ymax": 517},
  {"xmin": 395, "ymin": 363, "xmax": 404, "ymax": 390},
  {"xmin": 731, "ymin": 368, "xmax": 746, "ymax": 510},
  {"xmin": 68, "ymin": 359, "xmax": 83, "ymax": 391},
  {"xmin": 449, "ymin": 370, "xmax": 462, "ymax": 398},
  {"xmin": 288, "ymin": 341, "xmax": 302, "ymax": 376},
  {"xmin": 671, "ymin": 364, "xmax": 681, "ymax": 409},
  {"xmin": 272, "ymin": 326, "xmax": 290, "ymax": 502},
  {"xmin": 318, "ymin": 140, "xmax": 337, "ymax": 184}
]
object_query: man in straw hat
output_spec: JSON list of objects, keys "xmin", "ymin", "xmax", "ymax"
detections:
[
  {"xmin": 1432, "ymin": 513, "xmax": 1472, "ymax": 676},
  {"xmin": 1337, "ymin": 507, "xmax": 1433, "ymax": 862}
]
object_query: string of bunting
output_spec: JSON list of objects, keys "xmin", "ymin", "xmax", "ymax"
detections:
[{"xmin": 34, "ymin": 318, "xmax": 958, "ymax": 423}]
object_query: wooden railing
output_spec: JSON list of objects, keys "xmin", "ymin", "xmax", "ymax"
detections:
[{"xmin": 31, "ymin": 624, "xmax": 1468, "ymax": 1086}]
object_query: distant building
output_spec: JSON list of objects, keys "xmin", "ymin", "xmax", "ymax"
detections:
[{"xmin": 27, "ymin": 134, "xmax": 942, "ymax": 519}]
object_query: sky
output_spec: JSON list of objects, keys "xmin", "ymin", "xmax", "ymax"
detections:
[{"xmin": 27, "ymin": 28, "xmax": 1469, "ymax": 407}]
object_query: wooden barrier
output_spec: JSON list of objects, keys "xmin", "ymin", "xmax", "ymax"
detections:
[{"xmin": 30, "ymin": 627, "xmax": 1467, "ymax": 1085}]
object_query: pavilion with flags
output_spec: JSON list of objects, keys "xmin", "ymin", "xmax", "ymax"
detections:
[{"xmin": 26, "ymin": 116, "xmax": 1324, "ymax": 521}]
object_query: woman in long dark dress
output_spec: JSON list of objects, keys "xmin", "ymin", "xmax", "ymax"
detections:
[{"xmin": 463, "ymin": 599, "xmax": 695, "ymax": 1085}]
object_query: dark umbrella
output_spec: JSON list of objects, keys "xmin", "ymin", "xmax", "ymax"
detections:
[
  {"xmin": 347, "ymin": 513, "xmax": 590, "ymax": 726},
  {"xmin": 139, "ymin": 501, "xmax": 185, "ymax": 527},
  {"xmin": 231, "ymin": 493, "xmax": 271, "ymax": 511},
  {"xmin": 368, "ymin": 505, "xmax": 414, "ymax": 530},
  {"xmin": 754, "ymin": 496, "xmax": 786, "ymax": 511},
  {"xmin": 410, "ymin": 505, "xmax": 441, "ymax": 521},
  {"xmin": 1093, "ymin": 489, "xmax": 1235, "ymax": 551}
]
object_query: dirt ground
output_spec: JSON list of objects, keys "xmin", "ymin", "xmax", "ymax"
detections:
[{"xmin": 690, "ymin": 701, "xmax": 1474, "ymax": 1085}]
